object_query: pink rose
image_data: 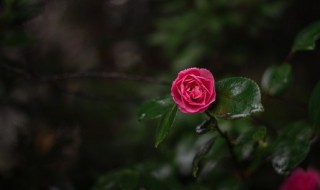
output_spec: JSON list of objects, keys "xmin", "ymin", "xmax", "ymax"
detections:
[
  {"xmin": 171, "ymin": 68, "xmax": 216, "ymax": 114},
  {"xmin": 280, "ymin": 168, "xmax": 320, "ymax": 190}
]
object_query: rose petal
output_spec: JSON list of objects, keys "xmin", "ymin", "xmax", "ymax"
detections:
[
  {"xmin": 172, "ymin": 89, "xmax": 183, "ymax": 105},
  {"xmin": 179, "ymin": 105, "xmax": 203, "ymax": 114},
  {"xmin": 186, "ymin": 75, "xmax": 213, "ymax": 94},
  {"xmin": 177, "ymin": 68, "xmax": 201, "ymax": 79},
  {"xmin": 198, "ymin": 76, "xmax": 214, "ymax": 93},
  {"xmin": 199, "ymin": 68, "xmax": 214, "ymax": 80}
]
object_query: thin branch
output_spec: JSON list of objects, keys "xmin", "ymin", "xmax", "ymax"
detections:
[
  {"xmin": 0, "ymin": 63, "xmax": 31, "ymax": 79},
  {"xmin": 284, "ymin": 51, "xmax": 295, "ymax": 63},
  {"xmin": 0, "ymin": 63, "xmax": 171, "ymax": 86},
  {"xmin": 205, "ymin": 111, "xmax": 245, "ymax": 181},
  {"xmin": 50, "ymin": 83, "xmax": 143, "ymax": 103},
  {"xmin": 41, "ymin": 72, "xmax": 171, "ymax": 86}
]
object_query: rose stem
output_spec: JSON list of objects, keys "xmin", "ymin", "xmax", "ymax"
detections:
[{"xmin": 205, "ymin": 111, "xmax": 245, "ymax": 181}]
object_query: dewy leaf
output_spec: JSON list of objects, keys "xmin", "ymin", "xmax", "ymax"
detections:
[
  {"xmin": 292, "ymin": 21, "xmax": 320, "ymax": 51},
  {"xmin": 209, "ymin": 77, "xmax": 263, "ymax": 119},
  {"xmin": 261, "ymin": 64, "xmax": 293, "ymax": 96},
  {"xmin": 272, "ymin": 121, "xmax": 312, "ymax": 175},
  {"xmin": 138, "ymin": 95, "xmax": 174, "ymax": 121},
  {"xmin": 155, "ymin": 104, "xmax": 178, "ymax": 148},
  {"xmin": 192, "ymin": 137, "xmax": 216, "ymax": 177},
  {"xmin": 309, "ymin": 81, "xmax": 320, "ymax": 131}
]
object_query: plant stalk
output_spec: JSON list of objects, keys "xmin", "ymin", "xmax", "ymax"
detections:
[{"xmin": 205, "ymin": 111, "xmax": 245, "ymax": 181}]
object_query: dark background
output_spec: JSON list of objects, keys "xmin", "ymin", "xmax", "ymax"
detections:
[{"xmin": 0, "ymin": 0, "xmax": 320, "ymax": 189}]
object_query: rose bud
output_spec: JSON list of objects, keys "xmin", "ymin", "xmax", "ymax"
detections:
[{"xmin": 280, "ymin": 168, "xmax": 320, "ymax": 190}]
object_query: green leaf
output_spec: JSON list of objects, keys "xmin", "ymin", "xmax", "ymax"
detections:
[
  {"xmin": 138, "ymin": 95, "xmax": 173, "ymax": 121},
  {"xmin": 155, "ymin": 104, "xmax": 178, "ymax": 148},
  {"xmin": 91, "ymin": 169, "xmax": 141, "ymax": 190},
  {"xmin": 192, "ymin": 137, "xmax": 216, "ymax": 177},
  {"xmin": 292, "ymin": 21, "xmax": 320, "ymax": 51},
  {"xmin": 252, "ymin": 127, "xmax": 267, "ymax": 141},
  {"xmin": 140, "ymin": 172, "xmax": 172, "ymax": 190},
  {"xmin": 233, "ymin": 122, "xmax": 266, "ymax": 161},
  {"xmin": 272, "ymin": 121, "xmax": 312, "ymax": 175},
  {"xmin": 309, "ymin": 81, "xmax": 320, "ymax": 131},
  {"xmin": 195, "ymin": 118, "xmax": 216, "ymax": 134},
  {"xmin": 261, "ymin": 64, "xmax": 293, "ymax": 96},
  {"xmin": 209, "ymin": 77, "xmax": 263, "ymax": 119}
]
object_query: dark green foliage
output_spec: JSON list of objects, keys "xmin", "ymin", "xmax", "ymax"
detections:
[
  {"xmin": 192, "ymin": 136, "xmax": 217, "ymax": 177},
  {"xmin": 1, "ymin": 0, "xmax": 320, "ymax": 190},
  {"xmin": 309, "ymin": 81, "xmax": 320, "ymax": 132},
  {"xmin": 91, "ymin": 168, "xmax": 174, "ymax": 190},
  {"xmin": 209, "ymin": 77, "xmax": 263, "ymax": 119},
  {"xmin": 292, "ymin": 21, "xmax": 320, "ymax": 51},
  {"xmin": 91, "ymin": 169, "xmax": 141, "ymax": 190},
  {"xmin": 138, "ymin": 95, "xmax": 174, "ymax": 121},
  {"xmin": 155, "ymin": 104, "xmax": 178, "ymax": 148},
  {"xmin": 272, "ymin": 121, "xmax": 312, "ymax": 175},
  {"xmin": 261, "ymin": 64, "xmax": 293, "ymax": 96},
  {"xmin": 150, "ymin": 0, "xmax": 287, "ymax": 70},
  {"xmin": 195, "ymin": 119, "xmax": 216, "ymax": 134}
]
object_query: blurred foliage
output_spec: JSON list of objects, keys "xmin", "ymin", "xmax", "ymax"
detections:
[
  {"xmin": 271, "ymin": 121, "xmax": 312, "ymax": 175},
  {"xmin": 261, "ymin": 64, "xmax": 293, "ymax": 96},
  {"xmin": 149, "ymin": 0, "xmax": 288, "ymax": 71},
  {"xmin": 292, "ymin": 21, "xmax": 320, "ymax": 51},
  {"xmin": 309, "ymin": 81, "xmax": 320, "ymax": 132},
  {"xmin": 1, "ymin": 0, "xmax": 320, "ymax": 190}
]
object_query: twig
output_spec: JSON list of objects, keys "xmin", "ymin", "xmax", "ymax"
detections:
[
  {"xmin": 0, "ymin": 63, "xmax": 31, "ymax": 79},
  {"xmin": 284, "ymin": 51, "xmax": 295, "ymax": 63},
  {"xmin": 205, "ymin": 111, "xmax": 245, "ymax": 181},
  {"xmin": 41, "ymin": 72, "xmax": 171, "ymax": 86},
  {"xmin": 50, "ymin": 83, "xmax": 143, "ymax": 103},
  {"xmin": 0, "ymin": 63, "xmax": 171, "ymax": 86}
]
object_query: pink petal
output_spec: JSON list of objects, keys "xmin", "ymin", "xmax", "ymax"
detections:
[
  {"xmin": 199, "ymin": 68, "xmax": 214, "ymax": 80},
  {"xmin": 177, "ymin": 68, "xmax": 201, "ymax": 79}
]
